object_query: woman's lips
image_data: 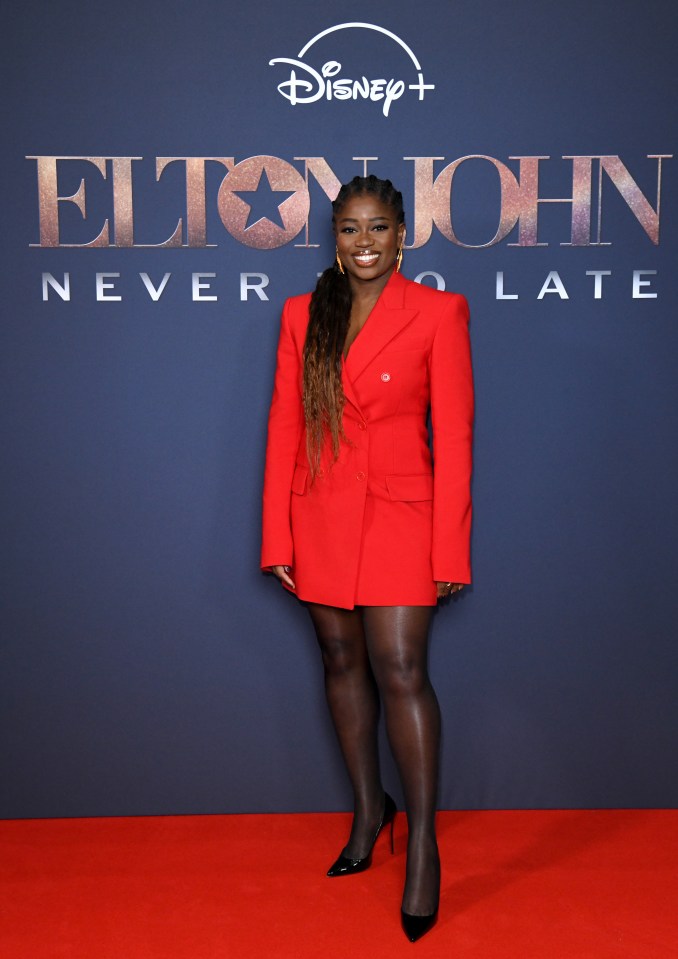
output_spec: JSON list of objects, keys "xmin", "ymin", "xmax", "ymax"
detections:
[{"xmin": 352, "ymin": 252, "xmax": 380, "ymax": 267}]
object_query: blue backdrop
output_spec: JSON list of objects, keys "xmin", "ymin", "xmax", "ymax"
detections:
[{"xmin": 2, "ymin": 0, "xmax": 677, "ymax": 817}]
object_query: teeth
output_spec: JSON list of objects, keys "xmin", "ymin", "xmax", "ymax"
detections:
[{"xmin": 354, "ymin": 253, "xmax": 379, "ymax": 263}]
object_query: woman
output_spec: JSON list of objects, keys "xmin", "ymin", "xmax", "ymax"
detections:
[{"xmin": 261, "ymin": 175, "xmax": 474, "ymax": 942}]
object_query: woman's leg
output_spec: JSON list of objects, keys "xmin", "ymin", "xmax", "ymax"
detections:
[
  {"xmin": 306, "ymin": 602, "xmax": 385, "ymax": 858},
  {"xmin": 363, "ymin": 605, "xmax": 440, "ymax": 916}
]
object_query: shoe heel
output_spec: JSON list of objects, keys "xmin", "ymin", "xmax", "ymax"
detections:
[{"xmin": 382, "ymin": 791, "xmax": 396, "ymax": 854}]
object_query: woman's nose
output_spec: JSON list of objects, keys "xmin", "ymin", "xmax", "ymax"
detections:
[{"xmin": 355, "ymin": 233, "xmax": 374, "ymax": 248}]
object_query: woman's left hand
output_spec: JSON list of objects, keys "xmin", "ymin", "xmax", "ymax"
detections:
[{"xmin": 436, "ymin": 581, "xmax": 465, "ymax": 599}]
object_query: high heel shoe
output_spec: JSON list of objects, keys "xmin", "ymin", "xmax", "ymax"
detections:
[
  {"xmin": 326, "ymin": 791, "xmax": 397, "ymax": 876},
  {"xmin": 401, "ymin": 838, "xmax": 440, "ymax": 941},
  {"xmin": 401, "ymin": 907, "xmax": 438, "ymax": 943}
]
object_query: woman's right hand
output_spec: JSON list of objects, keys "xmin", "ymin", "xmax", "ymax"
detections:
[{"xmin": 271, "ymin": 565, "xmax": 296, "ymax": 590}]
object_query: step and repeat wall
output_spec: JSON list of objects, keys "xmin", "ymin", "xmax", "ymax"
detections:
[{"xmin": 2, "ymin": 0, "xmax": 677, "ymax": 816}]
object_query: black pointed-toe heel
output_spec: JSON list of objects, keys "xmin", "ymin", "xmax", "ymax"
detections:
[
  {"xmin": 326, "ymin": 791, "xmax": 397, "ymax": 876},
  {"xmin": 401, "ymin": 907, "xmax": 438, "ymax": 943}
]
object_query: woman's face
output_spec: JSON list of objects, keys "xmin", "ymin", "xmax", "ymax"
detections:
[{"xmin": 334, "ymin": 193, "xmax": 405, "ymax": 286}]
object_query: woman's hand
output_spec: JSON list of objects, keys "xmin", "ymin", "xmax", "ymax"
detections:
[
  {"xmin": 271, "ymin": 565, "xmax": 296, "ymax": 590},
  {"xmin": 436, "ymin": 581, "xmax": 464, "ymax": 599}
]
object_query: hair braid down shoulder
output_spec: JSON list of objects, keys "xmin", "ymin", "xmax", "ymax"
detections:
[{"xmin": 303, "ymin": 175, "xmax": 405, "ymax": 479}]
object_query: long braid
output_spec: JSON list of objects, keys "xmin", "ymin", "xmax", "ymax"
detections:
[{"xmin": 303, "ymin": 175, "xmax": 405, "ymax": 478}]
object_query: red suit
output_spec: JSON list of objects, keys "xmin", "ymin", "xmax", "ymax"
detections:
[{"xmin": 261, "ymin": 270, "xmax": 474, "ymax": 609}]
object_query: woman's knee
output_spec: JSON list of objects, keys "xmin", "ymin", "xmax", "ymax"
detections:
[
  {"xmin": 306, "ymin": 606, "xmax": 367, "ymax": 676},
  {"xmin": 318, "ymin": 634, "xmax": 366, "ymax": 676},
  {"xmin": 372, "ymin": 651, "xmax": 429, "ymax": 698}
]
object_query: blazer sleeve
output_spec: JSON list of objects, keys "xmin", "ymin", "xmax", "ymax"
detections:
[
  {"xmin": 260, "ymin": 297, "xmax": 304, "ymax": 570},
  {"xmin": 429, "ymin": 293, "xmax": 474, "ymax": 584}
]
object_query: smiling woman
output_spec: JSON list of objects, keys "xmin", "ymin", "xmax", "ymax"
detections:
[
  {"xmin": 334, "ymin": 194, "xmax": 406, "ymax": 355},
  {"xmin": 260, "ymin": 174, "xmax": 474, "ymax": 943}
]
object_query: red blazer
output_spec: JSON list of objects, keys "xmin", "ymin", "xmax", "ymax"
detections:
[{"xmin": 261, "ymin": 270, "xmax": 474, "ymax": 608}]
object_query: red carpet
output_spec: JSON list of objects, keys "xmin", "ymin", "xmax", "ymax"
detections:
[{"xmin": 1, "ymin": 810, "xmax": 676, "ymax": 958}]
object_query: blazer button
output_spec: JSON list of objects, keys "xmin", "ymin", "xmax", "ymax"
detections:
[
  {"xmin": 380, "ymin": 372, "xmax": 391, "ymax": 382},
  {"xmin": 358, "ymin": 421, "xmax": 366, "ymax": 431},
  {"xmin": 356, "ymin": 471, "xmax": 366, "ymax": 481}
]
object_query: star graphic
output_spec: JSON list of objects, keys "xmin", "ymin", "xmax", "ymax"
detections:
[{"xmin": 232, "ymin": 167, "xmax": 296, "ymax": 231}]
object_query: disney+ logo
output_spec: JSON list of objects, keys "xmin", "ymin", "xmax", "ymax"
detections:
[{"xmin": 269, "ymin": 22, "xmax": 434, "ymax": 117}]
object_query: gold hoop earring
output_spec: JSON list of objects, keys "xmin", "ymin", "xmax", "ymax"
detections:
[
  {"xmin": 395, "ymin": 245, "xmax": 403, "ymax": 272},
  {"xmin": 335, "ymin": 248, "xmax": 345, "ymax": 275}
]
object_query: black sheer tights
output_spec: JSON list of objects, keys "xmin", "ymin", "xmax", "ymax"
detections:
[{"xmin": 306, "ymin": 603, "xmax": 441, "ymax": 916}]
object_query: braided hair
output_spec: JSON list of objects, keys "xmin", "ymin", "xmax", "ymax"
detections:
[{"xmin": 303, "ymin": 175, "xmax": 405, "ymax": 478}]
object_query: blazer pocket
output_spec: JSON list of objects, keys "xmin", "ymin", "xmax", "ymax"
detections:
[
  {"xmin": 291, "ymin": 463, "xmax": 309, "ymax": 495},
  {"xmin": 385, "ymin": 473, "xmax": 433, "ymax": 501}
]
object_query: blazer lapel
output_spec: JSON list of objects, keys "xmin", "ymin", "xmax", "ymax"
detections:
[
  {"xmin": 341, "ymin": 357, "xmax": 364, "ymax": 416},
  {"xmin": 344, "ymin": 271, "xmax": 419, "ymax": 384}
]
